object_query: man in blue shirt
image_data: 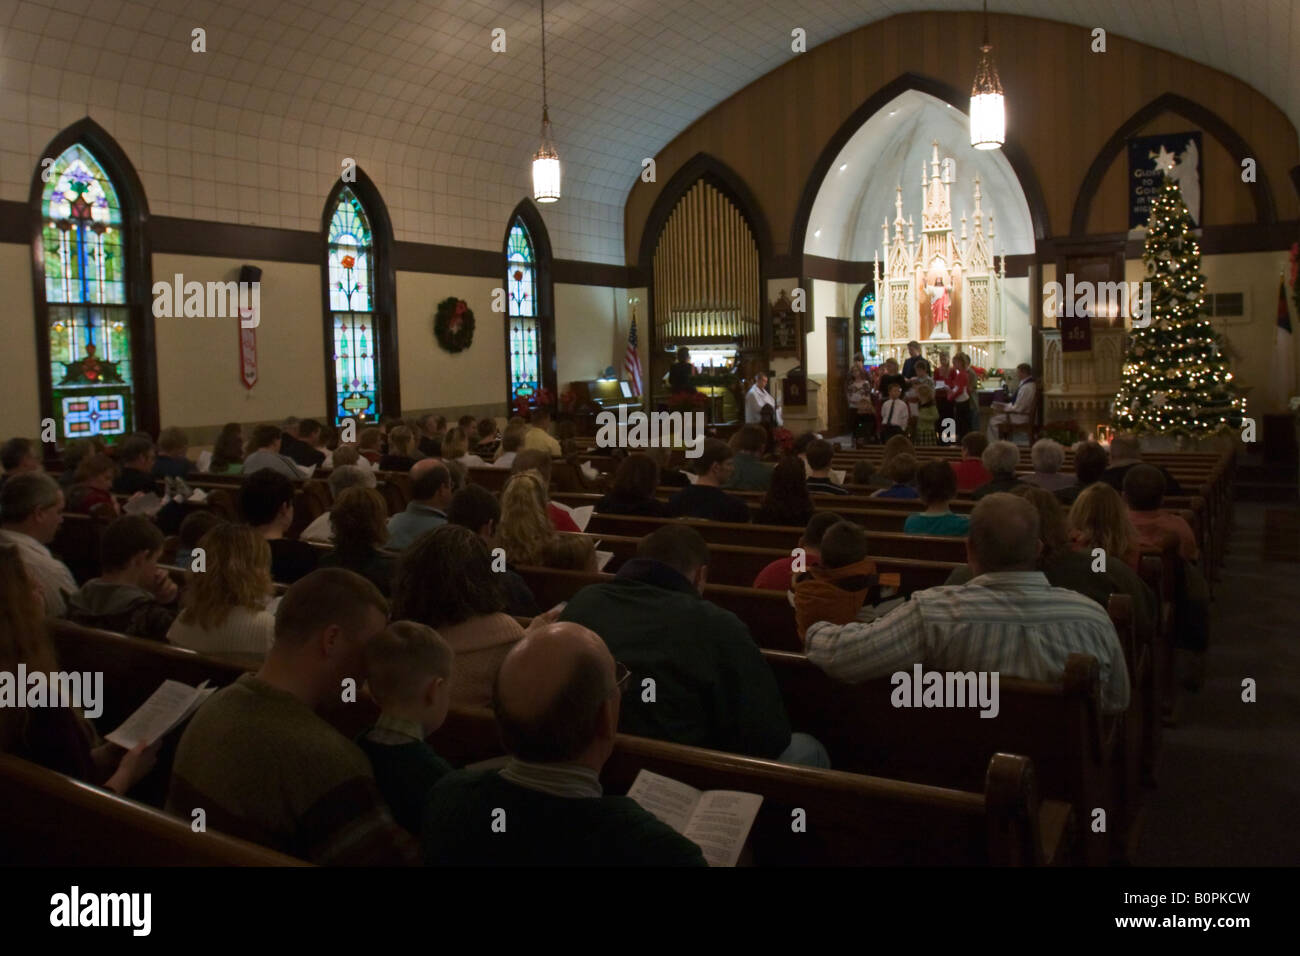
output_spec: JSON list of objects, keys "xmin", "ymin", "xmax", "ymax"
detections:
[{"xmin": 386, "ymin": 460, "xmax": 451, "ymax": 550}]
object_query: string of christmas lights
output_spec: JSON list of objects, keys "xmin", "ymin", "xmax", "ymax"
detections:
[{"xmin": 1111, "ymin": 175, "xmax": 1245, "ymax": 438}]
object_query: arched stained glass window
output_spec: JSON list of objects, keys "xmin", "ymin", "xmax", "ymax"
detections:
[
  {"xmin": 327, "ymin": 188, "xmax": 379, "ymax": 423},
  {"xmin": 507, "ymin": 218, "xmax": 540, "ymax": 401},
  {"xmin": 855, "ymin": 286, "xmax": 878, "ymax": 363},
  {"xmin": 41, "ymin": 143, "xmax": 135, "ymax": 441}
]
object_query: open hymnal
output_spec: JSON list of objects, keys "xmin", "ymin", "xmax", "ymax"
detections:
[
  {"xmin": 594, "ymin": 549, "xmax": 614, "ymax": 572},
  {"xmin": 625, "ymin": 769, "xmax": 763, "ymax": 867},
  {"xmin": 122, "ymin": 492, "xmax": 164, "ymax": 517},
  {"xmin": 295, "ymin": 462, "xmax": 317, "ymax": 479},
  {"xmin": 105, "ymin": 680, "xmax": 216, "ymax": 749}
]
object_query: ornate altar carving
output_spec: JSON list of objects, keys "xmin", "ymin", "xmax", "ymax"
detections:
[
  {"xmin": 1041, "ymin": 326, "xmax": 1127, "ymax": 436},
  {"xmin": 873, "ymin": 142, "xmax": 1006, "ymax": 370}
]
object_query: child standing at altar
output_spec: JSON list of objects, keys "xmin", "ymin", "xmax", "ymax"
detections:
[
  {"xmin": 914, "ymin": 384, "xmax": 939, "ymax": 446},
  {"xmin": 879, "ymin": 382, "xmax": 911, "ymax": 441}
]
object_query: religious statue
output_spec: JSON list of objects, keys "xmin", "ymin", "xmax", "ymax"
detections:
[{"xmin": 918, "ymin": 257, "xmax": 957, "ymax": 341}]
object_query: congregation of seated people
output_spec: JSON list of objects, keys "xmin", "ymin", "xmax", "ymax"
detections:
[{"xmin": 0, "ymin": 412, "xmax": 1219, "ymax": 865}]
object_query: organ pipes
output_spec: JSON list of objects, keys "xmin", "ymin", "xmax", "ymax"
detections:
[{"xmin": 652, "ymin": 180, "xmax": 760, "ymax": 349}]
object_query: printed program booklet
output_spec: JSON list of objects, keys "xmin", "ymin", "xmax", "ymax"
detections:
[
  {"xmin": 105, "ymin": 680, "xmax": 216, "ymax": 749},
  {"xmin": 625, "ymin": 769, "xmax": 763, "ymax": 866}
]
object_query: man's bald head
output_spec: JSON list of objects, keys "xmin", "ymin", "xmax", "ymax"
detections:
[
  {"xmin": 494, "ymin": 622, "xmax": 617, "ymax": 764},
  {"xmin": 409, "ymin": 457, "xmax": 451, "ymax": 502},
  {"xmin": 967, "ymin": 493, "xmax": 1041, "ymax": 575}
]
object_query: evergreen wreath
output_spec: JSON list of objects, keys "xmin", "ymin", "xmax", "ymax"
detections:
[{"xmin": 434, "ymin": 297, "xmax": 475, "ymax": 353}]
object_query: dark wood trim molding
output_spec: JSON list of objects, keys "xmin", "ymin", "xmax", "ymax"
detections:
[
  {"xmin": 319, "ymin": 167, "xmax": 401, "ymax": 423},
  {"xmin": 152, "ymin": 217, "xmax": 319, "ymax": 262},
  {"xmin": 1039, "ymin": 220, "xmax": 1300, "ymax": 261},
  {"xmin": 789, "ymin": 72, "xmax": 1053, "ymax": 272},
  {"xmin": 11, "ymin": 205, "xmax": 639, "ymax": 287},
  {"xmin": 29, "ymin": 117, "xmax": 158, "ymax": 454},
  {"xmin": 503, "ymin": 198, "xmax": 557, "ymax": 407},
  {"xmin": 1069, "ymin": 92, "xmax": 1278, "ymax": 237},
  {"xmin": 0, "ymin": 199, "xmax": 27, "ymax": 243}
]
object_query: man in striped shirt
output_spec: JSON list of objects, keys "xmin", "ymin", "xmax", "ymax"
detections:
[{"xmin": 805, "ymin": 494, "xmax": 1129, "ymax": 713}]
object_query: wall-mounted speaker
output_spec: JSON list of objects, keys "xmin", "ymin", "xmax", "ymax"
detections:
[{"xmin": 239, "ymin": 264, "xmax": 262, "ymax": 285}]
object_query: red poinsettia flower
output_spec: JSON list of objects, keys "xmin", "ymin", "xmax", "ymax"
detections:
[
  {"xmin": 340, "ymin": 255, "xmax": 355, "ymax": 269},
  {"xmin": 453, "ymin": 300, "xmax": 467, "ymax": 316}
]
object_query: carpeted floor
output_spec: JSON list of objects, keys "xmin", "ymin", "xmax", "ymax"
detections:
[{"xmin": 1133, "ymin": 501, "xmax": 1300, "ymax": 866}]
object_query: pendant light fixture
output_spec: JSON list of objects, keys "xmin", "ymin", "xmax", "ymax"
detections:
[
  {"xmin": 969, "ymin": 0, "xmax": 1005, "ymax": 150},
  {"xmin": 532, "ymin": 0, "xmax": 561, "ymax": 202}
]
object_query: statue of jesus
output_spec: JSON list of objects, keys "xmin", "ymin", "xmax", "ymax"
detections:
[{"xmin": 928, "ymin": 276, "xmax": 951, "ymax": 339}]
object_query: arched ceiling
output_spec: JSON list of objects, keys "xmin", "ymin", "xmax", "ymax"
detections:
[
  {"xmin": 0, "ymin": 0, "xmax": 1295, "ymax": 264},
  {"xmin": 805, "ymin": 90, "xmax": 1035, "ymax": 261}
]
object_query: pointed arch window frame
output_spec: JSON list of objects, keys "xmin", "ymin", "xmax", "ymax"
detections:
[
  {"xmin": 502, "ymin": 200, "xmax": 556, "ymax": 409},
  {"xmin": 29, "ymin": 119, "xmax": 157, "ymax": 458},
  {"xmin": 319, "ymin": 170, "xmax": 400, "ymax": 426},
  {"xmin": 852, "ymin": 282, "xmax": 879, "ymax": 363}
]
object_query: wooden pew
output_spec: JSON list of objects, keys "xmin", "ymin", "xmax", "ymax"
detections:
[
  {"xmin": 49, "ymin": 621, "xmax": 381, "ymax": 795},
  {"xmin": 762, "ymin": 650, "xmax": 1118, "ymax": 864},
  {"xmin": 567, "ymin": 530, "xmax": 956, "ymax": 592},
  {"xmin": 584, "ymin": 512, "xmax": 969, "ymax": 562},
  {"xmin": 0, "ymin": 753, "xmax": 308, "ymax": 866},
  {"xmin": 429, "ymin": 708, "xmax": 1072, "ymax": 866},
  {"xmin": 514, "ymin": 566, "xmax": 804, "ymax": 652}
]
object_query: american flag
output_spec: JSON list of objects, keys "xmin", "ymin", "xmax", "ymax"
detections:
[{"xmin": 623, "ymin": 316, "xmax": 643, "ymax": 396}]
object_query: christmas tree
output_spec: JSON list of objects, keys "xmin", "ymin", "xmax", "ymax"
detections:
[{"xmin": 1112, "ymin": 175, "xmax": 1244, "ymax": 438}]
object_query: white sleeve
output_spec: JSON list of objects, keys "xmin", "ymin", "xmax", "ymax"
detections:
[{"xmin": 1012, "ymin": 381, "xmax": 1037, "ymax": 416}]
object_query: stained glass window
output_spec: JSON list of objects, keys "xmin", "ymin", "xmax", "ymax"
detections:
[
  {"xmin": 328, "ymin": 188, "xmax": 379, "ymax": 423},
  {"xmin": 857, "ymin": 289, "xmax": 878, "ymax": 362},
  {"xmin": 507, "ymin": 219, "xmax": 540, "ymax": 400},
  {"xmin": 41, "ymin": 144, "xmax": 134, "ymax": 441}
]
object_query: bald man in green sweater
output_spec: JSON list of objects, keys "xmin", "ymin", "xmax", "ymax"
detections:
[{"xmin": 422, "ymin": 622, "xmax": 706, "ymax": 867}]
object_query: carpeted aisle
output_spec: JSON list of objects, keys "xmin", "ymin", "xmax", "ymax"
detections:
[{"xmin": 1134, "ymin": 501, "xmax": 1300, "ymax": 866}]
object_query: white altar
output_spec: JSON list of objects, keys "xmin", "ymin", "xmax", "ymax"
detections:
[{"xmin": 873, "ymin": 143, "xmax": 1007, "ymax": 371}]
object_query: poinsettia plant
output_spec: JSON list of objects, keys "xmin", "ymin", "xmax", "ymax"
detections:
[
  {"xmin": 666, "ymin": 391, "xmax": 709, "ymax": 413},
  {"xmin": 771, "ymin": 427, "xmax": 794, "ymax": 454}
]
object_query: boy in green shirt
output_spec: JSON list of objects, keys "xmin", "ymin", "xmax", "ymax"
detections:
[{"xmin": 356, "ymin": 622, "xmax": 456, "ymax": 835}]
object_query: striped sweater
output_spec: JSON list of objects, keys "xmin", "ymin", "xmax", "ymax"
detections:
[{"xmin": 166, "ymin": 674, "xmax": 418, "ymax": 865}]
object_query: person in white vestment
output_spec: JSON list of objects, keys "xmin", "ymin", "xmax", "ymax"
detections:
[
  {"xmin": 744, "ymin": 374, "xmax": 782, "ymax": 426},
  {"xmin": 986, "ymin": 363, "xmax": 1038, "ymax": 443}
]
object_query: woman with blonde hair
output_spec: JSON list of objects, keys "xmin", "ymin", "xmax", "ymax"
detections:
[
  {"xmin": 494, "ymin": 470, "xmax": 593, "ymax": 570},
  {"xmin": 378, "ymin": 425, "xmax": 420, "ymax": 472},
  {"xmin": 166, "ymin": 523, "xmax": 276, "ymax": 655},
  {"xmin": 0, "ymin": 546, "xmax": 157, "ymax": 793},
  {"xmin": 441, "ymin": 426, "xmax": 488, "ymax": 468},
  {"xmin": 494, "ymin": 471, "xmax": 556, "ymax": 567},
  {"xmin": 1068, "ymin": 482, "xmax": 1139, "ymax": 568},
  {"xmin": 320, "ymin": 486, "xmax": 395, "ymax": 595}
]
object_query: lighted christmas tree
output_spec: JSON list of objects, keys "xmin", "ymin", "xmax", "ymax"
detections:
[{"xmin": 1113, "ymin": 175, "xmax": 1245, "ymax": 438}]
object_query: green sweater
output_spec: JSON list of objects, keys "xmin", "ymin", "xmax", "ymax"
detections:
[
  {"xmin": 167, "ymin": 674, "xmax": 418, "ymax": 865},
  {"xmin": 422, "ymin": 769, "xmax": 707, "ymax": 866},
  {"xmin": 559, "ymin": 559, "xmax": 793, "ymax": 759},
  {"xmin": 356, "ymin": 731, "xmax": 453, "ymax": 836}
]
